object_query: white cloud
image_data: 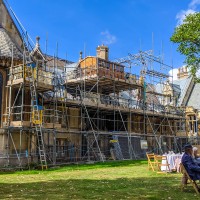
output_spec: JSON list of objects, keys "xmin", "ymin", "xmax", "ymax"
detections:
[
  {"xmin": 176, "ymin": 0, "xmax": 200, "ymax": 25},
  {"xmin": 176, "ymin": 9, "xmax": 195, "ymax": 25},
  {"xmin": 189, "ymin": 0, "xmax": 200, "ymax": 9},
  {"xmin": 169, "ymin": 68, "xmax": 179, "ymax": 82},
  {"xmin": 100, "ymin": 30, "xmax": 116, "ymax": 45}
]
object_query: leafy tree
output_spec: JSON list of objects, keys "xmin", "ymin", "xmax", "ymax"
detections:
[{"xmin": 171, "ymin": 12, "xmax": 200, "ymax": 81}]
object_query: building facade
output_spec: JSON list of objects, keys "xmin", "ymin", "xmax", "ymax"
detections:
[{"xmin": 0, "ymin": 0, "xmax": 190, "ymax": 167}]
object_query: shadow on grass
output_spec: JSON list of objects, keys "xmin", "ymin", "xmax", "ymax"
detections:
[
  {"xmin": 0, "ymin": 176, "xmax": 198, "ymax": 200},
  {"xmin": 0, "ymin": 160, "xmax": 147, "ymax": 175}
]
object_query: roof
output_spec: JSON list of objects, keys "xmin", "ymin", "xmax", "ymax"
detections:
[
  {"xmin": 187, "ymin": 83, "xmax": 200, "ymax": 110},
  {"xmin": 145, "ymin": 84, "xmax": 160, "ymax": 105},
  {"xmin": 30, "ymin": 37, "xmax": 46, "ymax": 61},
  {"xmin": 0, "ymin": 26, "xmax": 23, "ymax": 59},
  {"xmin": 65, "ymin": 62, "xmax": 79, "ymax": 73},
  {"xmin": 154, "ymin": 83, "xmax": 163, "ymax": 94},
  {"xmin": 173, "ymin": 76, "xmax": 193, "ymax": 106},
  {"xmin": 170, "ymin": 83, "xmax": 181, "ymax": 97},
  {"xmin": 45, "ymin": 55, "xmax": 72, "ymax": 70}
]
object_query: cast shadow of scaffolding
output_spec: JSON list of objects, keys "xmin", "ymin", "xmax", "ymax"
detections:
[{"xmin": 0, "ymin": 175, "xmax": 194, "ymax": 199}]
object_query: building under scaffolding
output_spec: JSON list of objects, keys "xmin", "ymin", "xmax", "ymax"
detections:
[{"xmin": 0, "ymin": 0, "xmax": 198, "ymax": 168}]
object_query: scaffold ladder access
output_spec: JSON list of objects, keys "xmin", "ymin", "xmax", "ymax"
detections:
[{"xmin": 25, "ymin": 51, "xmax": 47, "ymax": 170}]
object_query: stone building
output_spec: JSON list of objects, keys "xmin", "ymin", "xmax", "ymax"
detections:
[{"xmin": 0, "ymin": 0, "xmax": 188, "ymax": 167}]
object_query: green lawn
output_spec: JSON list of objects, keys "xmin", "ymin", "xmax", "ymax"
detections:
[{"xmin": 0, "ymin": 160, "xmax": 199, "ymax": 200}]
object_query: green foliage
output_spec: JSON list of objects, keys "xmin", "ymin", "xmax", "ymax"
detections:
[{"xmin": 171, "ymin": 12, "xmax": 200, "ymax": 81}]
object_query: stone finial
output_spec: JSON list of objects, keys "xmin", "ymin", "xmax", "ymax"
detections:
[
  {"xmin": 36, "ymin": 36, "xmax": 40, "ymax": 48},
  {"xmin": 79, "ymin": 51, "xmax": 83, "ymax": 60}
]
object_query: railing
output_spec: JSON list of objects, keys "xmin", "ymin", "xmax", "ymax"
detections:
[
  {"xmin": 8, "ymin": 65, "xmax": 53, "ymax": 85},
  {"xmin": 66, "ymin": 67, "xmax": 141, "ymax": 84},
  {"xmin": 3, "ymin": 105, "xmax": 63, "ymax": 125},
  {"xmin": 42, "ymin": 108, "xmax": 63, "ymax": 124},
  {"xmin": 56, "ymin": 90, "xmax": 183, "ymax": 115}
]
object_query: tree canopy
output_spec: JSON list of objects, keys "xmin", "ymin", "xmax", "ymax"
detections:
[{"xmin": 170, "ymin": 12, "xmax": 200, "ymax": 81}]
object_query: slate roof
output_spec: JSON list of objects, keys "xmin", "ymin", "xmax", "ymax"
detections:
[
  {"xmin": 154, "ymin": 83, "xmax": 163, "ymax": 94},
  {"xmin": 187, "ymin": 83, "xmax": 200, "ymax": 110},
  {"xmin": 45, "ymin": 55, "xmax": 73, "ymax": 71},
  {"xmin": 65, "ymin": 62, "xmax": 79, "ymax": 73},
  {"xmin": 0, "ymin": 26, "xmax": 23, "ymax": 59},
  {"xmin": 170, "ymin": 83, "xmax": 181, "ymax": 97},
  {"xmin": 173, "ymin": 76, "xmax": 193, "ymax": 106}
]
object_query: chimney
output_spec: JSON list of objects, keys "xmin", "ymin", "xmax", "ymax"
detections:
[
  {"xmin": 177, "ymin": 66, "xmax": 189, "ymax": 80},
  {"xmin": 96, "ymin": 44, "xmax": 109, "ymax": 61}
]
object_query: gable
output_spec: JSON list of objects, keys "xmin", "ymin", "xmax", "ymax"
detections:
[
  {"xmin": 0, "ymin": 27, "xmax": 22, "ymax": 59},
  {"xmin": 163, "ymin": 82, "xmax": 173, "ymax": 96},
  {"xmin": 0, "ymin": 0, "xmax": 23, "ymax": 49}
]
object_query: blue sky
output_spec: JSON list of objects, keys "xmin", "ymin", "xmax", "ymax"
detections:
[{"xmin": 5, "ymin": 0, "xmax": 200, "ymax": 72}]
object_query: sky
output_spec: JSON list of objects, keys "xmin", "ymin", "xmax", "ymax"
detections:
[{"xmin": 5, "ymin": 0, "xmax": 200, "ymax": 77}]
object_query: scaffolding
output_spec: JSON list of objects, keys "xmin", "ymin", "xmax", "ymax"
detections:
[
  {"xmin": 114, "ymin": 50, "xmax": 187, "ymax": 154},
  {"xmin": 0, "ymin": 40, "xmax": 191, "ymax": 168},
  {"xmin": 0, "ymin": 0, "xmax": 193, "ymax": 169},
  {"xmin": 62, "ymin": 49, "xmax": 187, "ymax": 161},
  {"xmin": 0, "ymin": 39, "xmax": 192, "ymax": 167}
]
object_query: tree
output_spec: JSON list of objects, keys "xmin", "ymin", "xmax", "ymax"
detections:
[{"xmin": 170, "ymin": 12, "xmax": 200, "ymax": 81}]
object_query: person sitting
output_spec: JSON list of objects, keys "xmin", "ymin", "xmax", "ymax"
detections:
[
  {"xmin": 193, "ymin": 147, "xmax": 200, "ymax": 161},
  {"xmin": 182, "ymin": 144, "xmax": 200, "ymax": 182}
]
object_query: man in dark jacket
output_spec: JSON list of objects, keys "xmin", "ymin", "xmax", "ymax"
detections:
[{"xmin": 182, "ymin": 144, "xmax": 200, "ymax": 180}]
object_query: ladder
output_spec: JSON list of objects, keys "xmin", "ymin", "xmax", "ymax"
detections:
[{"xmin": 24, "ymin": 49, "xmax": 47, "ymax": 170}]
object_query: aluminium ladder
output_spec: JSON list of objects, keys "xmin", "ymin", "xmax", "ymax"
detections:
[{"xmin": 24, "ymin": 50, "xmax": 48, "ymax": 170}]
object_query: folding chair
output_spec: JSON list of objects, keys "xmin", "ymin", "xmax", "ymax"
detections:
[
  {"xmin": 154, "ymin": 155, "xmax": 170, "ymax": 173},
  {"xmin": 180, "ymin": 163, "xmax": 200, "ymax": 194},
  {"xmin": 146, "ymin": 153, "xmax": 156, "ymax": 171}
]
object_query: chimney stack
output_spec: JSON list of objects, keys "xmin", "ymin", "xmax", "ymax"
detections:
[
  {"xmin": 177, "ymin": 66, "xmax": 189, "ymax": 79},
  {"xmin": 96, "ymin": 44, "xmax": 109, "ymax": 61}
]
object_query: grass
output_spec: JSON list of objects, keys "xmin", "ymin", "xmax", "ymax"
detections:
[{"xmin": 0, "ymin": 160, "xmax": 199, "ymax": 200}]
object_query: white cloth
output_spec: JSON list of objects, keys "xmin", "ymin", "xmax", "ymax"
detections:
[{"xmin": 161, "ymin": 153, "xmax": 183, "ymax": 172}]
